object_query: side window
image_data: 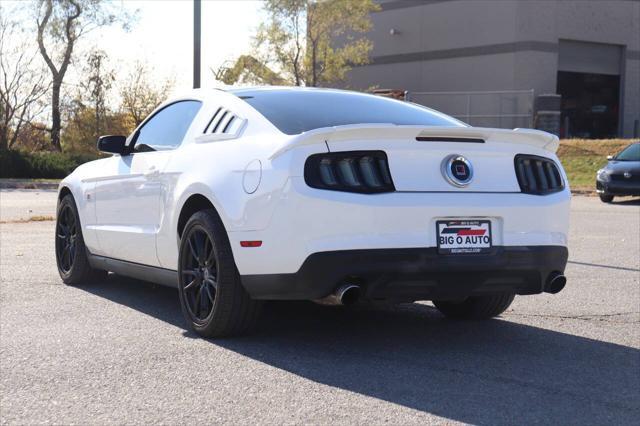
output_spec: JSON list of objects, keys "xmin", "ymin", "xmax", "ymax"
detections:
[{"xmin": 134, "ymin": 100, "xmax": 202, "ymax": 152}]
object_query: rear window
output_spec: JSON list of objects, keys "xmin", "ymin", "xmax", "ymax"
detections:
[{"xmin": 235, "ymin": 89, "xmax": 465, "ymax": 135}]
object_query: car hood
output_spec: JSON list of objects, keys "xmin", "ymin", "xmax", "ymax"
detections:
[{"xmin": 604, "ymin": 160, "xmax": 640, "ymax": 173}]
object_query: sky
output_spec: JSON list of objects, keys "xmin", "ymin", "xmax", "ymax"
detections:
[
  {"xmin": 3, "ymin": 0, "xmax": 265, "ymax": 97},
  {"xmin": 94, "ymin": 0, "xmax": 265, "ymax": 92}
]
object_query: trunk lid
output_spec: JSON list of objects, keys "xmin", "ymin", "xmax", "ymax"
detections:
[{"xmin": 272, "ymin": 125, "xmax": 559, "ymax": 193}]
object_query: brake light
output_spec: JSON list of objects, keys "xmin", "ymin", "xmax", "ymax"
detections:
[
  {"xmin": 304, "ymin": 151, "xmax": 395, "ymax": 193},
  {"xmin": 514, "ymin": 154, "xmax": 564, "ymax": 195}
]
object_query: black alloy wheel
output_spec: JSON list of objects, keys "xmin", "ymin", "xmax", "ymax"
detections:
[
  {"xmin": 55, "ymin": 194, "xmax": 107, "ymax": 285},
  {"xmin": 180, "ymin": 227, "xmax": 218, "ymax": 324},
  {"xmin": 56, "ymin": 203, "xmax": 78, "ymax": 274},
  {"xmin": 177, "ymin": 209, "xmax": 261, "ymax": 337}
]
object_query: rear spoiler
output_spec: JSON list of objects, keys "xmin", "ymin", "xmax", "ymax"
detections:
[{"xmin": 269, "ymin": 124, "xmax": 559, "ymax": 159}]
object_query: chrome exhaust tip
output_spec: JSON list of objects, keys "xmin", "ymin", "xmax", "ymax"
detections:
[
  {"xmin": 337, "ymin": 284, "xmax": 361, "ymax": 306},
  {"xmin": 545, "ymin": 271, "xmax": 567, "ymax": 294},
  {"xmin": 314, "ymin": 283, "xmax": 361, "ymax": 306}
]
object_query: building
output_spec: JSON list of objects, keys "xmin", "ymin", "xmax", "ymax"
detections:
[{"xmin": 341, "ymin": 0, "xmax": 640, "ymax": 138}]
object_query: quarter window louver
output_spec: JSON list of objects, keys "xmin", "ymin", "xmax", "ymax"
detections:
[
  {"xmin": 514, "ymin": 155, "xmax": 564, "ymax": 195},
  {"xmin": 211, "ymin": 111, "xmax": 228, "ymax": 133},
  {"xmin": 199, "ymin": 107, "xmax": 247, "ymax": 143},
  {"xmin": 204, "ymin": 107, "xmax": 223, "ymax": 133},
  {"xmin": 204, "ymin": 108, "xmax": 241, "ymax": 135},
  {"xmin": 217, "ymin": 112, "xmax": 235, "ymax": 133}
]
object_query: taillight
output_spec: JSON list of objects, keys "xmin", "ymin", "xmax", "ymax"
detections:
[
  {"xmin": 514, "ymin": 154, "xmax": 564, "ymax": 195},
  {"xmin": 304, "ymin": 151, "xmax": 395, "ymax": 193}
]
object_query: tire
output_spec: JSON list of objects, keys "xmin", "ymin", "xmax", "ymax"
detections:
[
  {"xmin": 599, "ymin": 194, "xmax": 614, "ymax": 203},
  {"xmin": 433, "ymin": 293, "xmax": 515, "ymax": 320},
  {"xmin": 55, "ymin": 194, "xmax": 107, "ymax": 285},
  {"xmin": 177, "ymin": 209, "xmax": 262, "ymax": 338}
]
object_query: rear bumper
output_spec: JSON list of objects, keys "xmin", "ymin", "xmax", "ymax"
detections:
[
  {"xmin": 241, "ymin": 245, "xmax": 568, "ymax": 301},
  {"xmin": 229, "ymin": 178, "xmax": 571, "ymax": 276}
]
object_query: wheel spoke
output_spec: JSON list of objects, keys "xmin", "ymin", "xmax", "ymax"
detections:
[
  {"xmin": 205, "ymin": 245, "xmax": 215, "ymax": 267},
  {"xmin": 203, "ymin": 239, "xmax": 213, "ymax": 265},
  {"xmin": 64, "ymin": 208, "xmax": 73, "ymax": 228},
  {"xmin": 183, "ymin": 279, "xmax": 197, "ymax": 291},
  {"xmin": 204, "ymin": 285, "xmax": 214, "ymax": 304},
  {"xmin": 61, "ymin": 246, "xmax": 70, "ymax": 270},
  {"xmin": 194, "ymin": 232, "xmax": 205, "ymax": 264},
  {"xmin": 197, "ymin": 291, "xmax": 204, "ymax": 317},
  {"xmin": 204, "ymin": 277, "xmax": 218, "ymax": 290},
  {"xmin": 187, "ymin": 236, "xmax": 199, "ymax": 263},
  {"xmin": 202, "ymin": 288, "xmax": 211, "ymax": 317},
  {"xmin": 193, "ymin": 286, "xmax": 202, "ymax": 316},
  {"xmin": 199, "ymin": 286, "xmax": 210, "ymax": 316},
  {"xmin": 58, "ymin": 222, "xmax": 68, "ymax": 236}
]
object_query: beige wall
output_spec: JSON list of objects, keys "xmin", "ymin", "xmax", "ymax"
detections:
[{"xmin": 342, "ymin": 0, "xmax": 640, "ymax": 136}]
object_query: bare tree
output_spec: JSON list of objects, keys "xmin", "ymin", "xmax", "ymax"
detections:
[
  {"xmin": 79, "ymin": 49, "xmax": 114, "ymax": 140},
  {"xmin": 35, "ymin": 0, "xmax": 133, "ymax": 151},
  {"xmin": 120, "ymin": 62, "xmax": 173, "ymax": 127},
  {"xmin": 0, "ymin": 11, "xmax": 49, "ymax": 151}
]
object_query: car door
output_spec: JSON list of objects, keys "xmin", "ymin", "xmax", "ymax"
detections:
[{"xmin": 92, "ymin": 100, "xmax": 202, "ymax": 266}]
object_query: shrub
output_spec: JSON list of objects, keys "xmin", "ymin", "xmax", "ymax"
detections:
[{"xmin": 0, "ymin": 150, "xmax": 100, "ymax": 179}]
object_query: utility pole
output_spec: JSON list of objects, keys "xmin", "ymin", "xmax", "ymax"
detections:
[{"xmin": 193, "ymin": 0, "xmax": 201, "ymax": 88}]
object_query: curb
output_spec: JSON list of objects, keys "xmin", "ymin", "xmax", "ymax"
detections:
[
  {"xmin": 571, "ymin": 189, "xmax": 596, "ymax": 196},
  {"xmin": 0, "ymin": 179, "xmax": 60, "ymax": 190}
]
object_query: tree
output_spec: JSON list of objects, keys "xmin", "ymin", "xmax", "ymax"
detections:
[
  {"xmin": 305, "ymin": 0, "xmax": 379, "ymax": 87},
  {"xmin": 35, "ymin": 0, "xmax": 132, "ymax": 151},
  {"xmin": 214, "ymin": 55, "xmax": 287, "ymax": 86},
  {"xmin": 63, "ymin": 101, "xmax": 133, "ymax": 153},
  {"xmin": 217, "ymin": 0, "xmax": 379, "ymax": 87},
  {"xmin": 0, "ymin": 11, "xmax": 49, "ymax": 151},
  {"xmin": 79, "ymin": 49, "xmax": 114, "ymax": 141},
  {"xmin": 119, "ymin": 62, "xmax": 173, "ymax": 127}
]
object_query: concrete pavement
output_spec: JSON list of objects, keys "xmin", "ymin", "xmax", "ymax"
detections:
[{"xmin": 0, "ymin": 193, "xmax": 638, "ymax": 424}]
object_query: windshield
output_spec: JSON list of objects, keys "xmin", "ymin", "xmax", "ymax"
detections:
[
  {"xmin": 615, "ymin": 143, "xmax": 640, "ymax": 161},
  {"xmin": 234, "ymin": 89, "xmax": 465, "ymax": 135}
]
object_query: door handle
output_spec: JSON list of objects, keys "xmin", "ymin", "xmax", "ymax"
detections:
[{"xmin": 144, "ymin": 166, "xmax": 159, "ymax": 178}]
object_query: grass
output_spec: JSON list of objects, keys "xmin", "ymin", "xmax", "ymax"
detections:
[{"xmin": 557, "ymin": 139, "xmax": 633, "ymax": 192}]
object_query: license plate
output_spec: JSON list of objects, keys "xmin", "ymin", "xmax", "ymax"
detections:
[{"xmin": 436, "ymin": 220, "xmax": 492, "ymax": 254}]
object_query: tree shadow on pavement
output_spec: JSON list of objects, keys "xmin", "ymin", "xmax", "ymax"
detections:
[{"xmin": 80, "ymin": 275, "xmax": 640, "ymax": 425}]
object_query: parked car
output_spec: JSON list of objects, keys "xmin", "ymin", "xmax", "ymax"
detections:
[
  {"xmin": 55, "ymin": 87, "xmax": 570, "ymax": 337},
  {"xmin": 596, "ymin": 142, "xmax": 640, "ymax": 202}
]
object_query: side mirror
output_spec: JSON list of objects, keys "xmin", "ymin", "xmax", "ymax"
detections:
[
  {"xmin": 607, "ymin": 155, "xmax": 614, "ymax": 161},
  {"xmin": 97, "ymin": 135, "xmax": 128, "ymax": 155}
]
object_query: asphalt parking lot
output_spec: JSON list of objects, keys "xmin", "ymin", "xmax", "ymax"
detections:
[{"xmin": 1, "ymin": 190, "xmax": 639, "ymax": 425}]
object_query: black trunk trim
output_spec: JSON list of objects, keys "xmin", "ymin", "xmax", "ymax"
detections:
[{"xmin": 416, "ymin": 137, "xmax": 485, "ymax": 143}]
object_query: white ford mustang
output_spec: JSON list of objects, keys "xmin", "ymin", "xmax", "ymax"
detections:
[{"xmin": 56, "ymin": 87, "xmax": 570, "ymax": 337}]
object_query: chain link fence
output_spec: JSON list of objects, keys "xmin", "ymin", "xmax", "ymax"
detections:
[{"xmin": 407, "ymin": 90, "xmax": 535, "ymax": 129}]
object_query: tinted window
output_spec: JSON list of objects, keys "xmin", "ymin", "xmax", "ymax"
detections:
[
  {"xmin": 615, "ymin": 143, "xmax": 640, "ymax": 161},
  {"xmin": 236, "ymin": 89, "xmax": 464, "ymax": 135},
  {"xmin": 134, "ymin": 100, "xmax": 202, "ymax": 151}
]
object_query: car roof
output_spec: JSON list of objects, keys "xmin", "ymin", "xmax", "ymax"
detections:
[{"xmin": 228, "ymin": 86, "xmax": 361, "ymax": 97}]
